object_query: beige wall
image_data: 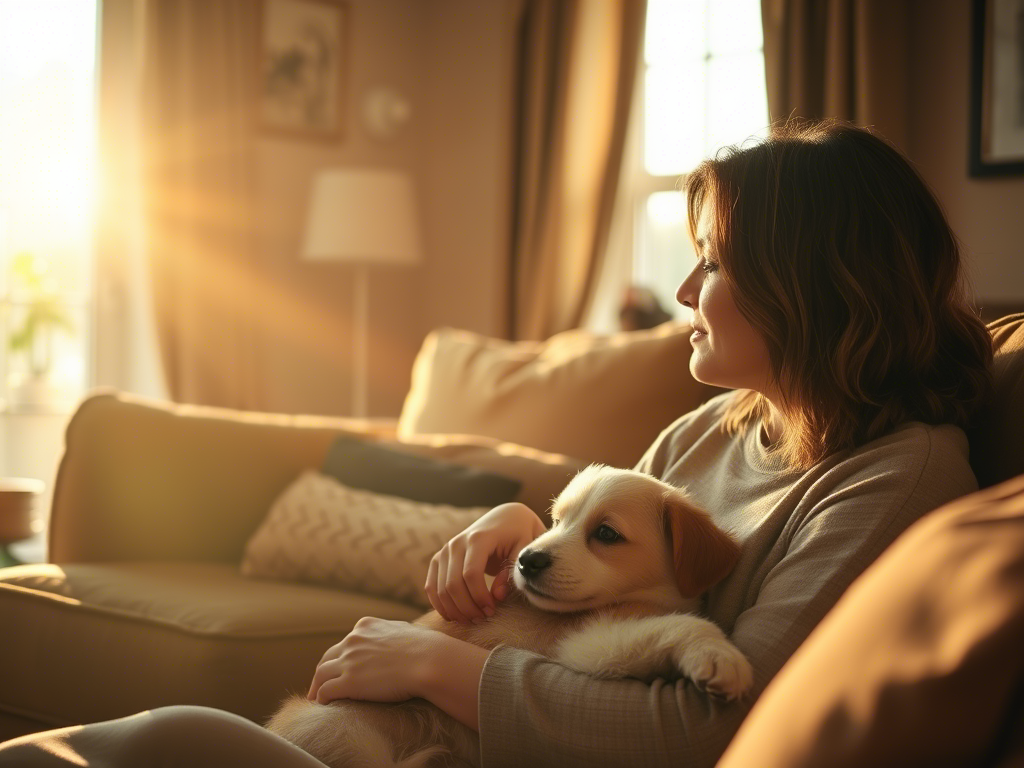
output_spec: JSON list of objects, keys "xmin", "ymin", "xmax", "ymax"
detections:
[
  {"xmin": 421, "ymin": 0, "xmax": 518, "ymax": 340},
  {"xmin": 909, "ymin": 0, "xmax": 1024, "ymax": 309},
  {"xmin": 255, "ymin": 0, "xmax": 516, "ymax": 418}
]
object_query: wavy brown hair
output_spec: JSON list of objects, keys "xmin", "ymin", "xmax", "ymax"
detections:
[{"xmin": 684, "ymin": 118, "xmax": 993, "ymax": 471}]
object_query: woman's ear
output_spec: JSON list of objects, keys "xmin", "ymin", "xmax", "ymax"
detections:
[{"xmin": 664, "ymin": 490, "xmax": 741, "ymax": 598}]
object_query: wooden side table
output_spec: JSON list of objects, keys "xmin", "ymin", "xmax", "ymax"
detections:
[{"xmin": 0, "ymin": 478, "xmax": 44, "ymax": 568}]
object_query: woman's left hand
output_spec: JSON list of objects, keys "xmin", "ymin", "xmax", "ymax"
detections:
[{"xmin": 307, "ymin": 617, "xmax": 440, "ymax": 705}]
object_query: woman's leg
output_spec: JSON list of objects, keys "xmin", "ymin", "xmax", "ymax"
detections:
[{"xmin": 0, "ymin": 706, "xmax": 329, "ymax": 767}]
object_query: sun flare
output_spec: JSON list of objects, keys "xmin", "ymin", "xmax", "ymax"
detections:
[{"xmin": 0, "ymin": 0, "xmax": 98, "ymax": 265}]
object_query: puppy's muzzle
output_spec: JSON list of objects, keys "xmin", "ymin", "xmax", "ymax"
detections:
[{"xmin": 517, "ymin": 549, "xmax": 552, "ymax": 581}]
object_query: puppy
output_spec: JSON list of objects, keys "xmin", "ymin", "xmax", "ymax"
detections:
[{"xmin": 266, "ymin": 464, "xmax": 753, "ymax": 767}]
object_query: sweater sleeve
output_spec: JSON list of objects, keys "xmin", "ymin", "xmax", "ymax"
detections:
[
  {"xmin": 476, "ymin": 425, "xmax": 977, "ymax": 768},
  {"xmin": 478, "ymin": 646, "xmax": 753, "ymax": 767}
]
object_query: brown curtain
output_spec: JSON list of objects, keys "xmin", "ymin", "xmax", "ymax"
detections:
[
  {"xmin": 507, "ymin": 0, "xmax": 646, "ymax": 341},
  {"xmin": 760, "ymin": 0, "xmax": 911, "ymax": 151},
  {"xmin": 140, "ymin": 0, "xmax": 262, "ymax": 408}
]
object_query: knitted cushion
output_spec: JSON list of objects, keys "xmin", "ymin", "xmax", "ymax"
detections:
[{"xmin": 240, "ymin": 472, "xmax": 488, "ymax": 609}]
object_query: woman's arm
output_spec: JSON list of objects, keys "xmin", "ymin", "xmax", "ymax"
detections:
[
  {"xmin": 478, "ymin": 646, "xmax": 753, "ymax": 767},
  {"xmin": 416, "ymin": 634, "xmax": 490, "ymax": 732}
]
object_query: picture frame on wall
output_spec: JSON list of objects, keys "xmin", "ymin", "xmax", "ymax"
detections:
[
  {"xmin": 258, "ymin": 0, "xmax": 347, "ymax": 141},
  {"xmin": 970, "ymin": 0, "xmax": 1024, "ymax": 176}
]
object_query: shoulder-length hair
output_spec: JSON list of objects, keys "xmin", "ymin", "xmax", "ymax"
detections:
[{"xmin": 684, "ymin": 118, "xmax": 993, "ymax": 471}]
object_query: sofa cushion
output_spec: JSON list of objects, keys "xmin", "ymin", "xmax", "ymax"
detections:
[
  {"xmin": 241, "ymin": 472, "xmax": 488, "ymax": 609},
  {"xmin": 969, "ymin": 313, "xmax": 1024, "ymax": 488},
  {"xmin": 321, "ymin": 436, "xmax": 521, "ymax": 507},
  {"xmin": 398, "ymin": 322, "xmax": 722, "ymax": 469},
  {"xmin": 0, "ymin": 562, "xmax": 422, "ymax": 728}
]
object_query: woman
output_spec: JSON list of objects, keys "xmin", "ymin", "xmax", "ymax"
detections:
[{"xmin": 0, "ymin": 119, "xmax": 993, "ymax": 767}]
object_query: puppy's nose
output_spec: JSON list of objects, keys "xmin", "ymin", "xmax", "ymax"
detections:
[{"xmin": 517, "ymin": 549, "xmax": 552, "ymax": 579}]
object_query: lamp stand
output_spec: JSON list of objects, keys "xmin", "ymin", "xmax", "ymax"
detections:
[{"xmin": 352, "ymin": 265, "xmax": 369, "ymax": 419}]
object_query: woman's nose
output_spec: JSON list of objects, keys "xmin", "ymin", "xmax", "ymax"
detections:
[{"xmin": 676, "ymin": 265, "xmax": 701, "ymax": 308}]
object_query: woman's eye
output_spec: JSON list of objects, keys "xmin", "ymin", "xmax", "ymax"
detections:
[
  {"xmin": 594, "ymin": 524, "xmax": 621, "ymax": 543},
  {"xmin": 701, "ymin": 258, "xmax": 719, "ymax": 274}
]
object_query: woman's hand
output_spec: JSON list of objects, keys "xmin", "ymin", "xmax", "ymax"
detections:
[
  {"xmin": 306, "ymin": 617, "xmax": 440, "ymax": 705},
  {"xmin": 425, "ymin": 502, "xmax": 547, "ymax": 624},
  {"xmin": 305, "ymin": 617, "xmax": 490, "ymax": 732}
]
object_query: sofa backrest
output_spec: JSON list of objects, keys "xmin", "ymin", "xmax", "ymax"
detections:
[
  {"xmin": 49, "ymin": 392, "xmax": 585, "ymax": 564},
  {"xmin": 398, "ymin": 322, "xmax": 724, "ymax": 469},
  {"xmin": 969, "ymin": 313, "xmax": 1024, "ymax": 489}
]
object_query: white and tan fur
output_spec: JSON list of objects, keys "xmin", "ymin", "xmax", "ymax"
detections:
[{"xmin": 266, "ymin": 464, "xmax": 753, "ymax": 767}]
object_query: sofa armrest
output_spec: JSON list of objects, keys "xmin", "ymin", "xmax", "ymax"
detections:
[{"xmin": 48, "ymin": 390, "xmax": 400, "ymax": 564}]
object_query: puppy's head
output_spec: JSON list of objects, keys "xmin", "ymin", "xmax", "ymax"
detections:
[{"xmin": 512, "ymin": 465, "xmax": 739, "ymax": 613}]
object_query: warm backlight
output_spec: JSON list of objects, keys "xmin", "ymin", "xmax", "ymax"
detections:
[
  {"xmin": 643, "ymin": 0, "xmax": 769, "ymax": 176},
  {"xmin": 0, "ymin": 0, "xmax": 98, "ymax": 285}
]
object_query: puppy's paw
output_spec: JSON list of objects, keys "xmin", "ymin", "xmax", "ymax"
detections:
[{"xmin": 675, "ymin": 637, "xmax": 753, "ymax": 701}]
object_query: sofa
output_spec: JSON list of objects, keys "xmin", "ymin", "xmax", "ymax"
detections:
[
  {"xmin": 0, "ymin": 315, "xmax": 1021, "ymax": 761},
  {"xmin": 0, "ymin": 322, "xmax": 718, "ymax": 741}
]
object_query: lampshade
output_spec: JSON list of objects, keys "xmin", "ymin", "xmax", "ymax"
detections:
[{"xmin": 302, "ymin": 168, "xmax": 422, "ymax": 265}]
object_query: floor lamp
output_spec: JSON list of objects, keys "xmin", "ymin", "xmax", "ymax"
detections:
[{"xmin": 302, "ymin": 169, "xmax": 422, "ymax": 418}]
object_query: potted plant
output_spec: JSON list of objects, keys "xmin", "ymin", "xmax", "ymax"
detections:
[{"xmin": 5, "ymin": 252, "xmax": 75, "ymax": 409}]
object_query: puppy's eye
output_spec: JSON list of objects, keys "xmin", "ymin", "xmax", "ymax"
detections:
[{"xmin": 593, "ymin": 524, "xmax": 621, "ymax": 544}]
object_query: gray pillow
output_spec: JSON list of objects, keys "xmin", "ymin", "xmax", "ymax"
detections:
[{"xmin": 321, "ymin": 437, "xmax": 521, "ymax": 508}]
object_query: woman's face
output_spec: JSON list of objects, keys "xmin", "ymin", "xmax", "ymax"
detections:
[{"xmin": 676, "ymin": 200, "xmax": 773, "ymax": 393}]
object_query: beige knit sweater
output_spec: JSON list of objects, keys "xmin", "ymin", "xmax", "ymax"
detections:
[{"xmin": 477, "ymin": 392, "xmax": 978, "ymax": 767}]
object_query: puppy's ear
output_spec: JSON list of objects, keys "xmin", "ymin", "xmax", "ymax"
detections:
[{"xmin": 664, "ymin": 491, "xmax": 740, "ymax": 598}]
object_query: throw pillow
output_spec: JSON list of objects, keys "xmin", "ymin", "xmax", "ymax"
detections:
[
  {"xmin": 397, "ymin": 322, "xmax": 723, "ymax": 469},
  {"xmin": 321, "ymin": 436, "xmax": 521, "ymax": 507},
  {"xmin": 376, "ymin": 433, "xmax": 586, "ymax": 521},
  {"xmin": 968, "ymin": 313, "xmax": 1024, "ymax": 489},
  {"xmin": 240, "ymin": 471, "xmax": 488, "ymax": 609}
]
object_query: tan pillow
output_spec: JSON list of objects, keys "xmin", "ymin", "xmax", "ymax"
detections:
[
  {"xmin": 398, "ymin": 322, "xmax": 722, "ymax": 469},
  {"xmin": 241, "ymin": 472, "xmax": 488, "ymax": 609},
  {"xmin": 969, "ymin": 313, "xmax": 1024, "ymax": 489}
]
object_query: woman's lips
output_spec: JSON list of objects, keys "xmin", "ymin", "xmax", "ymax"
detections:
[{"xmin": 690, "ymin": 327, "xmax": 708, "ymax": 342}]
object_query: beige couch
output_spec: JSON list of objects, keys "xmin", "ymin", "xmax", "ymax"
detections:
[
  {"xmin": 0, "ymin": 316, "xmax": 1021, "ymax": 758},
  {"xmin": 0, "ymin": 322, "xmax": 718, "ymax": 740}
]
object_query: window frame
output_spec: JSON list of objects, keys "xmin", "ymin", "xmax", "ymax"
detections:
[{"xmin": 624, "ymin": 0, "xmax": 768, "ymax": 320}]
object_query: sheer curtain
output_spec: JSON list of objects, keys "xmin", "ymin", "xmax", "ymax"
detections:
[
  {"xmin": 94, "ymin": 0, "xmax": 166, "ymax": 401},
  {"xmin": 95, "ymin": 0, "xmax": 262, "ymax": 408},
  {"xmin": 140, "ymin": 0, "xmax": 262, "ymax": 408},
  {"xmin": 507, "ymin": 0, "xmax": 647, "ymax": 341}
]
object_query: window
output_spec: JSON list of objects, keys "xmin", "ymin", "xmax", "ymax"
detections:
[
  {"xmin": 0, "ymin": 0, "xmax": 98, "ymax": 412},
  {"xmin": 630, "ymin": 0, "xmax": 769, "ymax": 319}
]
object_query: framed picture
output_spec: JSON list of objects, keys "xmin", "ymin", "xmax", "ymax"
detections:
[
  {"xmin": 970, "ymin": 0, "xmax": 1024, "ymax": 176},
  {"xmin": 258, "ymin": 0, "xmax": 347, "ymax": 141}
]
